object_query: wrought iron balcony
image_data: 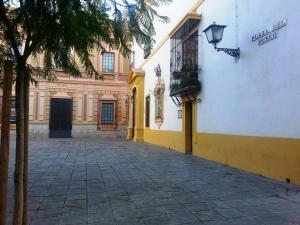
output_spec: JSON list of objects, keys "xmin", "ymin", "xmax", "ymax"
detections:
[
  {"xmin": 168, "ymin": 14, "xmax": 202, "ymax": 106},
  {"xmin": 169, "ymin": 69, "xmax": 201, "ymax": 97}
]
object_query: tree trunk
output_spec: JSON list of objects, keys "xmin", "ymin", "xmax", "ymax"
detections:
[
  {"xmin": 22, "ymin": 75, "xmax": 29, "ymax": 225},
  {"xmin": 12, "ymin": 66, "xmax": 25, "ymax": 225},
  {"xmin": 0, "ymin": 61, "xmax": 13, "ymax": 225}
]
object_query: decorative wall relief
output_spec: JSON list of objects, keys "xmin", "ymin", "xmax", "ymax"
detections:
[{"xmin": 153, "ymin": 64, "xmax": 165, "ymax": 129}]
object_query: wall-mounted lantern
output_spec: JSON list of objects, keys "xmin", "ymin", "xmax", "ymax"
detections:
[{"xmin": 203, "ymin": 22, "xmax": 240, "ymax": 60}]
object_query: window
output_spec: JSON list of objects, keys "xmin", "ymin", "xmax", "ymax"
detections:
[
  {"xmin": 153, "ymin": 73, "xmax": 165, "ymax": 128},
  {"xmin": 10, "ymin": 98, "xmax": 16, "ymax": 123},
  {"xmin": 98, "ymin": 100, "xmax": 117, "ymax": 130},
  {"xmin": 55, "ymin": 48, "xmax": 70, "ymax": 70},
  {"xmin": 0, "ymin": 97, "xmax": 16, "ymax": 124},
  {"xmin": 155, "ymin": 92, "xmax": 162, "ymax": 119},
  {"xmin": 145, "ymin": 96, "xmax": 150, "ymax": 127},
  {"xmin": 102, "ymin": 52, "xmax": 115, "ymax": 72},
  {"xmin": 170, "ymin": 17, "xmax": 201, "ymax": 96},
  {"xmin": 101, "ymin": 103, "xmax": 115, "ymax": 125}
]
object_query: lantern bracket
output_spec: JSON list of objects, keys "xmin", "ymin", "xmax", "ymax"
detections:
[
  {"xmin": 216, "ymin": 47, "xmax": 240, "ymax": 59},
  {"xmin": 203, "ymin": 22, "xmax": 240, "ymax": 61}
]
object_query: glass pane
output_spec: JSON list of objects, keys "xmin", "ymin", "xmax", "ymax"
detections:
[
  {"xmin": 102, "ymin": 53, "xmax": 115, "ymax": 72},
  {"xmin": 205, "ymin": 28, "xmax": 214, "ymax": 43},
  {"xmin": 101, "ymin": 103, "xmax": 115, "ymax": 125},
  {"xmin": 212, "ymin": 26, "xmax": 224, "ymax": 42},
  {"xmin": 156, "ymin": 95, "xmax": 161, "ymax": 118},
  {"xmin": 55, "ymin": 48, "xmax": 70, "ymax": 69},
  {"xmin": 10, "ymin": 98, "xmax": 16, "ymax": 123}
]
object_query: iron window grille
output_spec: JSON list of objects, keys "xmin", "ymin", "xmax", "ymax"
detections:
[
  {"xmin": 170, "ymin": 18, "xmax": 201, "ymax": 97},
  {"xmin": 55, "ymin": 48, "xmax": 70, "ymax": 70},
  {"xmin": 102, "ymin": 52, "xmax": 115, "ymax": 73},
  {"xmin": 101, "ymin": 102, "xmax": 115, "ymax": 125},
  {"xmin": 0, "ymin": 97, "xmax": 16, "ymax": 123}
]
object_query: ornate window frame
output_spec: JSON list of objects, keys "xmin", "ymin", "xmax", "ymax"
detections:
[{"xmin": 153, "ymin": 66, "xmax": 165, "ymax": 128}]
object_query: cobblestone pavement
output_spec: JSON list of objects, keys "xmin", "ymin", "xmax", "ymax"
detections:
[{"xmin": 6, "ymin": 138, "xmax": 300, "ymax": 225}]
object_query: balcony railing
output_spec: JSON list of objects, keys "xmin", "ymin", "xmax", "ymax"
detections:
[{"xmin": 170, "ymin": 69, "xmax": 201, "ymax": 97}]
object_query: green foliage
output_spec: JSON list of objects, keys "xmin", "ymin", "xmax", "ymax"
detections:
[
  {"xmin": 0, "ymin": 0, "xmax": 172, "ymax": 80},
  {"xmin": 170, "ymin": 71, "xmax": 200, "ymax": 94}
]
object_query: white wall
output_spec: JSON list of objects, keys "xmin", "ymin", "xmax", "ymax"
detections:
[
  {"xmin": 141, "ymin": 0, "xmax": 300, "ymax": 139},
  {"xmin": 140, "ymin": 0, "xmax": 198, "ymax": 131},
  {"xmin": 197, "ymin": 0, "xmax": 300, "ymax": 139},
  {"xmin": 134, "ymin": 0, "xmax": 196, "ymax": 67},
  {"xmin": 144, "ymin": 41, "xmax": 183, "ymax": 131}
]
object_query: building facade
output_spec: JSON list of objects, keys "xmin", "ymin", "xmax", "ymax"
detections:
[
  {"xmin": 128, "ymin": 0, "xmax": 300, "ymax": 184},
  {"xmin": 1, "ymin": 47, "xmax": 130, "ymax": 138}
]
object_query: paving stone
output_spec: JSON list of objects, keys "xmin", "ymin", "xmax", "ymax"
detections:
[
  {"xmin": 30, "ymin": 217, "xmax": 60, "ymax": 225},
  {"xmin": 5, "ymin": 137, "xmax": 300, "ymax": 225},
  {"xmin": 167, "ymin": 212, "xmax": 200, "ymax": 224},
  {"xmin": 143, "ymin": 215, "xmax": 173, "ymax": 225},
  {"xmin": 215, "ymin": 208, "xmax": 245, "ymax": 219},
  {"xmin": 65, "ymin": 199, "xmax": 87, "ymax": 209},
  {"xmin": 183, "ymin": 203, "xmax": 211, "ymax": 212},
  {"xmin": 34, "ymin": 208, "xmax": 63, "ymax": 218},
  {"xmin": 193, "ymin": 210, "xmax": 225, "ymax": 222},
  {"xmin": 137, "ymin": 206, "xmax": 166, "ymax": 218}
]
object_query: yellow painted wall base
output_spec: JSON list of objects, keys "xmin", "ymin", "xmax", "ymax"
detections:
[
  {"xmin": 144, "ymin": 129, "xmax": 185, "ymax": 154},
  {"xmin": 143, "ymin": 128, "xmax": 300, "ymax": 185},
  {"xmin": 133, "ymin": 128, "xmax": 144, "ymax": 142},
  {"xmin": 195, "ymin": 133, "xmax": 300, "ymax": 185}
]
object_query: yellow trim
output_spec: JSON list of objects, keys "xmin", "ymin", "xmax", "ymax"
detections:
[
  {"xmin": 138, "ymin": 0, "xmax": 205, "ymax": 69},
  {"xmin": 144, "ymin": 129, "xmax": 185, "ymax": 153},
  {"xmin": 195, "ymin": 133, "xmax": 300, "ymax": 185},
  {"xmin": 169, "ymin": 13, "xmax": 201, "ymax": 38},
  {"xmin": 127, "ymin": 70, "xmax": 145, "ymax": 142},
  {"xmin": 127, "ymin": 127, "xmax": 133, "ymax": 140},
  {"xmin": 128, "ymin": 69, "xmax": 145, "ymax": 84},
  {"xmin": 143, "ymin": 128, "xmax": 300, "ymax": 185},
  {"xmin": 189, "ymin": 0, "xmax": 205, "ymax": 13}
]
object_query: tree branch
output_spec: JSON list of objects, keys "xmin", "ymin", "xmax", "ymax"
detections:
[{"xmin": 0, "ymin": 0, "xmax": 21, "ymax": 60}]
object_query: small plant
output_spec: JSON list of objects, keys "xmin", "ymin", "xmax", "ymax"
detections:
[{"xmin": 170, "ymin": 70, "xmax": 200, "ymax": 94}]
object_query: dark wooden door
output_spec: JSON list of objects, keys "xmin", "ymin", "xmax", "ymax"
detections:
[
  {"xmin": 132, "ymin": 97, "xmax": 135, "ymax": 139},
  {"xmin": 185, "ymin": 101, "xmax": 193, "ymax": 154},
  {"xmin": 49, "ymin": 98, "xmax": 72, "ymax": 138},
  {"xmin": 131, "ymin": 88, "xmax": 136, "ymax": 140}
]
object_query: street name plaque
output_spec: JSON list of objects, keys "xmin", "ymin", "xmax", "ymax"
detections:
[{"xmin": 252, "ymin": 19, "xmax": 287, "ymax": 46}]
